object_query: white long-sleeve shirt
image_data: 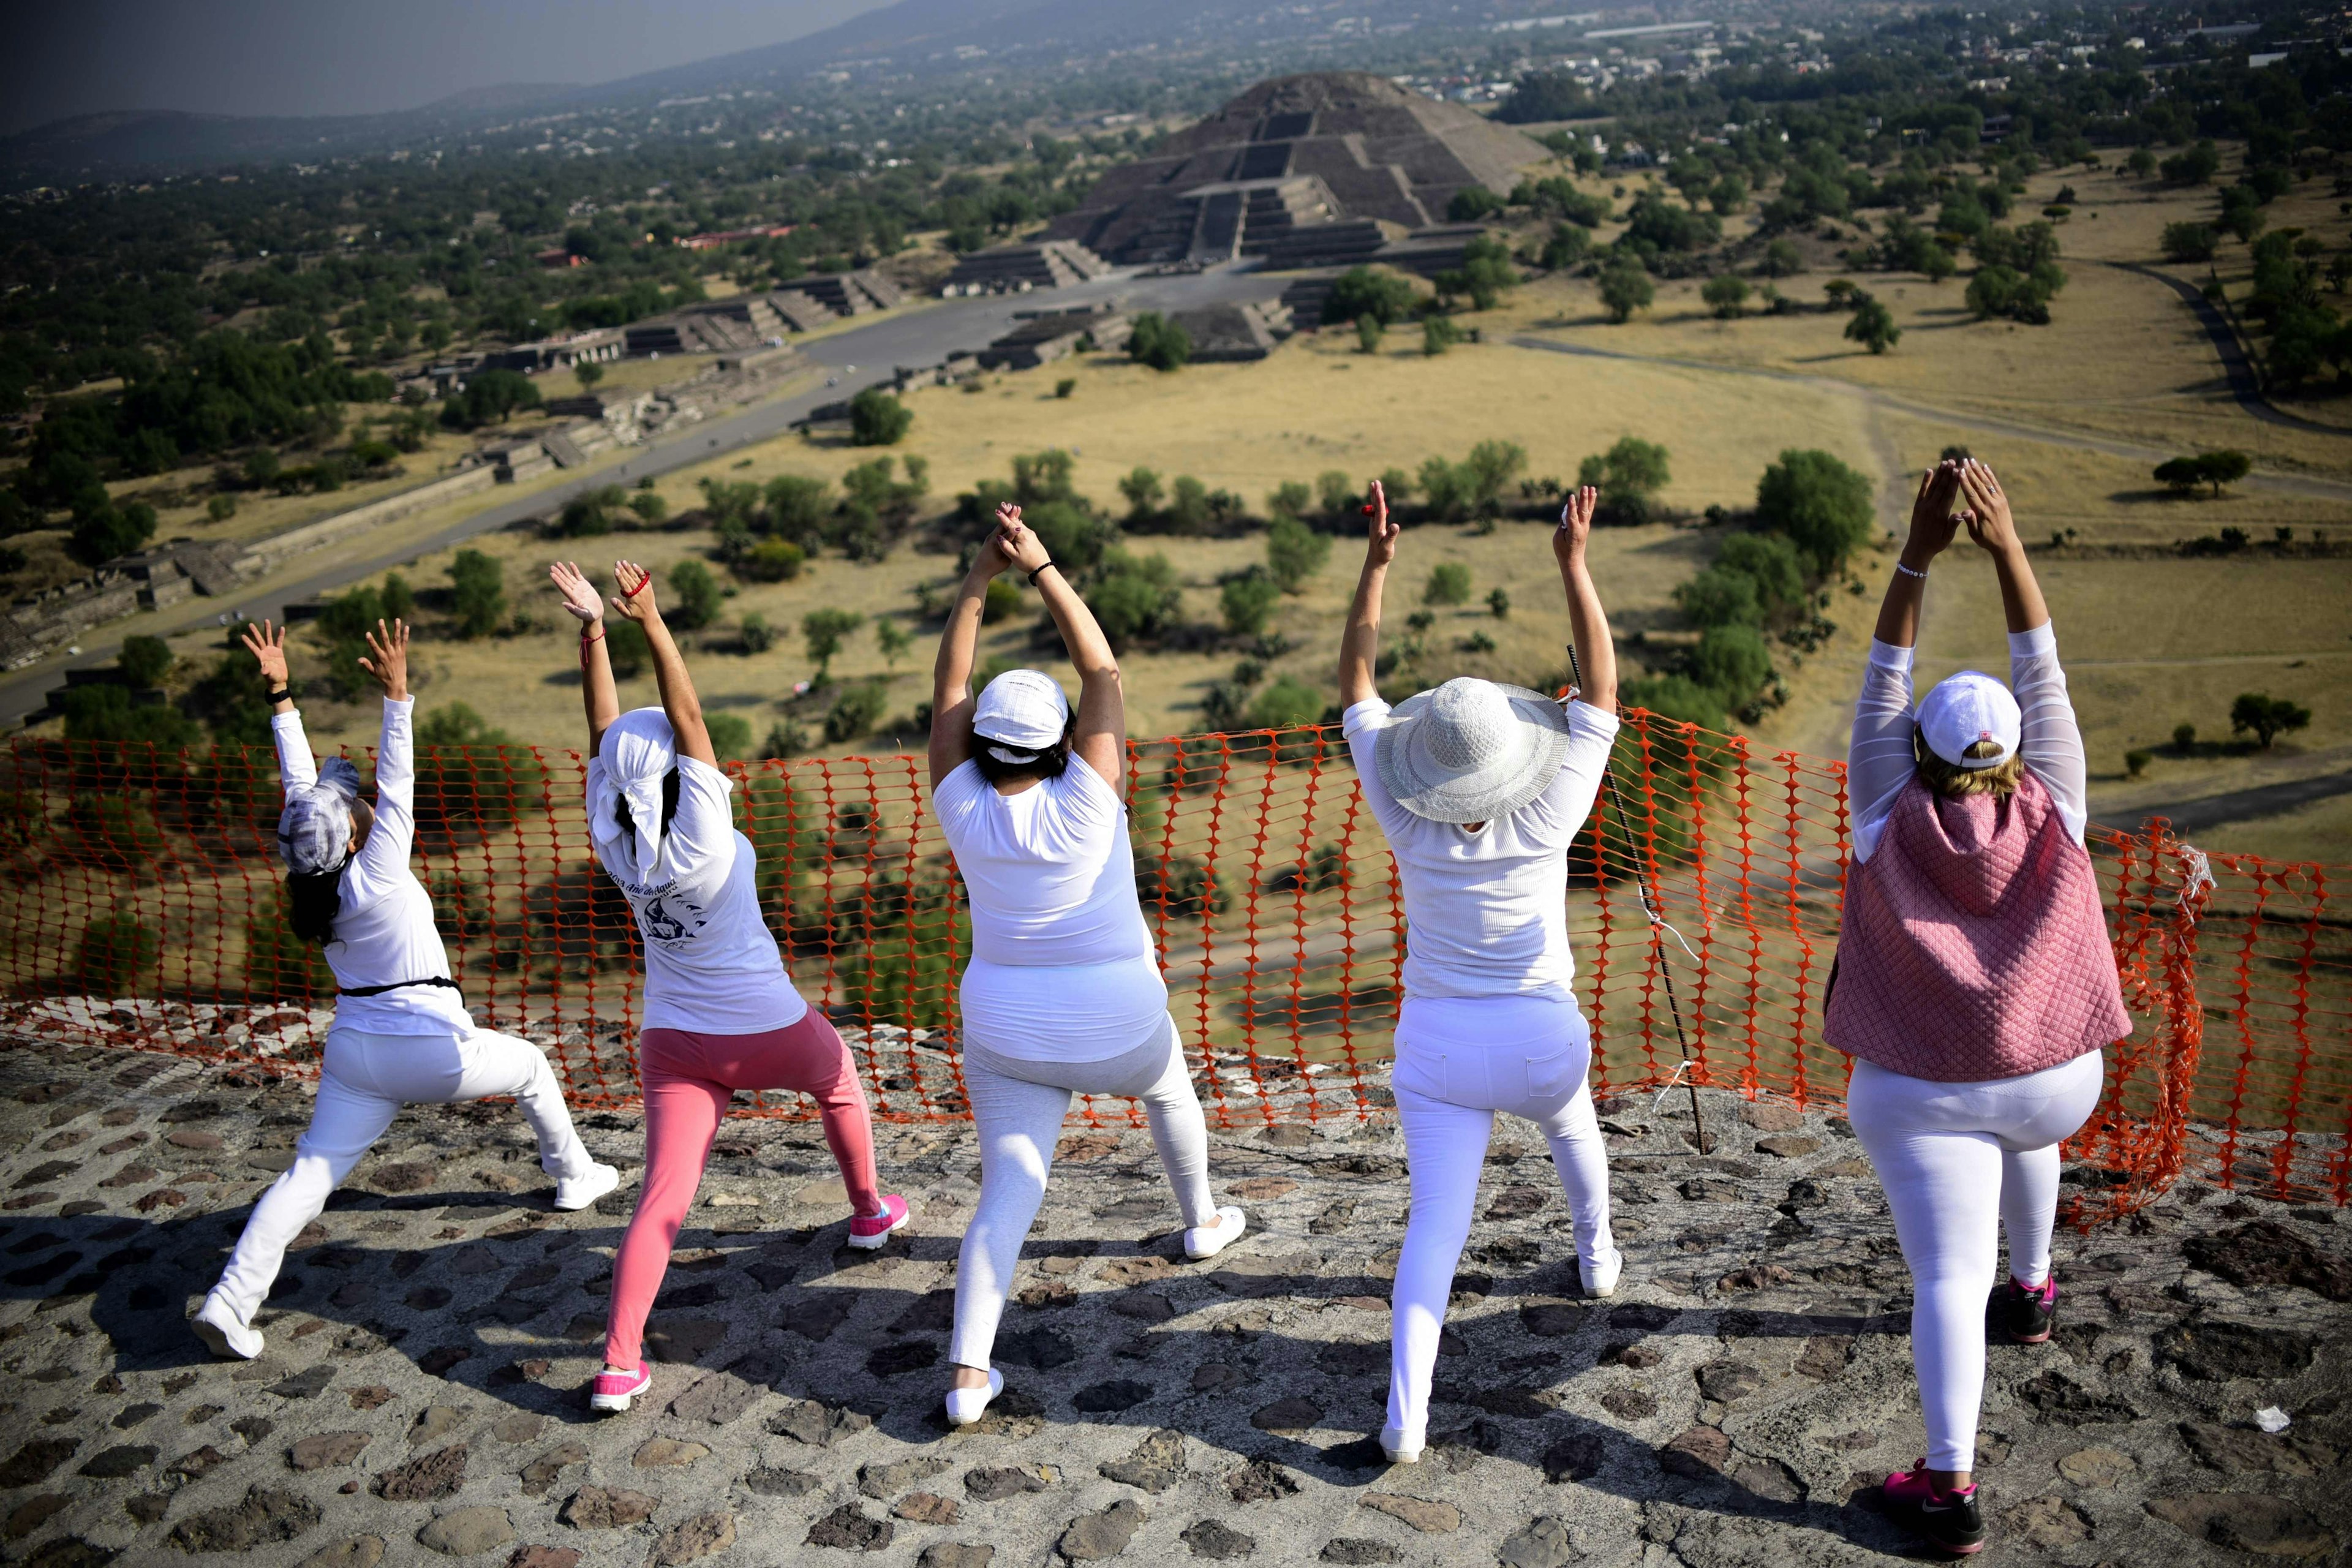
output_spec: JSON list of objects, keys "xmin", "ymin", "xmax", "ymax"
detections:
[
  {"xmin": 1848, "ymin": 620, "xmax": 2088, "ymax": 864},
  {"xmin": 273, "ymin": 699, "xmax": 472, "ymax": 1034}
]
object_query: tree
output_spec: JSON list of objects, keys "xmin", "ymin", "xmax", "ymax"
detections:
[
  {"xmin": 1127, "ymin": 312, "xmax": 1191, "ymax": 372},
  {"xmin": 1117, "ymin": 467, "xmax": 1163, "ymax": 522},
  {"xmin": 848, "ymin": 387, "xmax": 912, "ymax": 445},
  {"xmin": 1447, "ymin": 186, "xmax": 1504, "ymax": 221},
  {"xmin": 2155, "ymin": 451, "xmax": 2252, "ymax": 497},
  {"xmin": 1422, "ymin": 317, "xmax": 1460, "ymax": 355},
  {"xmin": 802, "ymin": 608, "xmax": 863, "ymax": 681},
  {"xmin": 1221, "ymin": 568, "xmax": 1281, "ymax": 637},
  {"xmin": 1460, "ymin": 440, "xmax": 1528, "ymax": 519},
  {"xmin": 1714, "ymin": 532, "xmax": 1806, "ymax": 612},
  {"xmin": 628, "ymin": 491, "xmax": 669, "ymax": 526},
  {"xmin": 1356, "ymin": 316, "xmax": 1384, "ymax": 354},
  {"xmin": 765, "ymin": 475, "xmax": 832, "ymax": 545},
  {"xmin": 1316, "ymin": 470, "xmax": 1357, "ymax": 518},
  {"xmin": 440, "ymin": 368, "xmax": 540, "ymax": 429},
  {"xmin": 1248, "ymin": 677, "xmax": 1325, "ymax": 730},
  {"xmin": 739, "ymin": 539, "xmax": 805, "ymax": 581},
  {"xmin": 2162, "ymin": 223, "xmax": 2219, "ymax": 264},
  {"xmin": 1324, "ymin": 266, "xmax": 1419, "ymax": 328},
  {"xmin": 1266, "ymin": 481, "xmax": 1313, "ymax": 524},
  {"xmin": 1755, "ymin": 450, "xmax": 1873, "ymax": 575},
  {"xmin": 1540, "ymin": 222, "xmax": 1590, "ymax": 271},
  {"xmin": 1434, "ymin": 236, "xmax": 1517, "ymax": 311},
  {"xmin": 575, "ymin": 361, "xmax": 605, "ymax": 391},
  {"xmin": 448, "ymin": 548, "xmax": 504, "ymax": 639},
  {"xmin": 875, "ymin": 619, "xmax": 913, "ymax": 667},
  {"xmin": 668, "ymin": 559, "xmax": 721, "ymax": 629},
  {"xmin": 1758, "ymin": 238, "xmax": 1804, "ymax": 278},
  {"xmin": 1577, "ymin": 435, "xmax": 1670, "ymax": 525},
  {"xmin": 1845, "ymin": 296, "xmax": 1902, "ymax": 354},
  {"xmin": 2125, "ymin": 148, "xmax": 2158, "ymax": 179},
  {"xmin": 2161, "ymin": 140, "xmax": 2222, "ymax": 185},
  {"xmin": 1702, "ymin": 275, "xmax": 1750, "ymax": 318},
  {"xmin": 1674, "ymin": 566, "xmax": 1763, "ymax": 627},
  {"xmin": 67, "ymin": 496, "xmax": 157, "ymax": 567},
  {"xmin": 1423, "ymin": 562, "xmax": 1472, "ymax": 606},
  {"xmin": 1691, "ymin": 624, "xmax": 1772, "ymax": 706},
  {"xmin": 118, "ymin": 635, "xmax": 173, "ymax": 688},
  {"xmin": 1597, "ymin": 260, "xmax": 1654, "ymax": 323},
  {"xmin": 1091, "ymin": 551, "xmax": 1183, "ymax": 647},
  {"xmin": 2231, "ymin": 692, "xmax": 2311, "ymax": 748},
  {"xmin": 1267, "ymin": 514, "xmax": 1330, "ymax": 593}
]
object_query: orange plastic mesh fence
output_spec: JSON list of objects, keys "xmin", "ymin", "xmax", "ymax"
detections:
[{"xmin": 0, "ymin": 718, "xmax": 2343, "ymax": 1216}]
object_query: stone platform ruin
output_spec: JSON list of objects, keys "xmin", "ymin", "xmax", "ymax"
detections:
[{"xmin": 0, "ymin": 1033, "xmax": 2346, "ymax": 1567}]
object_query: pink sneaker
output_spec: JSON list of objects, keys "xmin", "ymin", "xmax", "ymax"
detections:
[
  {"xmin": 587, "ymin": 1365, "xmax": 652, "ymax": 1414},
  {"xmin": 1881, "ymin": 1462, "xmax": 1985, "ymax": 1555},
  {"xmin": 847, "ymin": 1193, "xmax": 910, "ymax": 1250}
]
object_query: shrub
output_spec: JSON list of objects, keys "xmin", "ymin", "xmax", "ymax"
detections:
[
  {"xmin": 1674, "ymin": 566, "xmax": 1763, "ymax": 627},
  {"xmin": 762, "ymin": 719, "xmax": 809, "ymax": 759},
  {"xmin": 1691, "ymin": 624, "xmax": 1773, "ymax": 704},
  {"xmin": 1447, "ymin": 186, "xmax": 1503, "ymax": 221},
  {"xmin": 1758, "ymin": 238, "xmax": 1804, "ymax": 277},
  {"xmin": 1316, "ymin": 470, "xmax": 1358, "ymax": 517},
  {"xmin": 1248, "ymin": 677, "xmax": 1325, "ymax": 730},
  {"xmin": 605, "ymin": 619, "xmax": 650, "ymax": 680},
  {"xmin": 556, "ymin": 484, "xmax": 627, "ymax": 537},
  {"xmin": 765, "ymin": 474, "xmax": 832, "ymax": 545},
  {"xmin": 414, "ymin": 703, "xmax": 548, "ymax": 833},
  {"xmin": 1540, "ymin": 222, "xmax": 1591, "ymax": 271},
  {"xmin": 1716, "ymin": 532, "xmax": 1806, "ymax": 612},
  {"xmin": 1422, "ymin": 317, "xmax": 1460, "ymax": 355},
  {"xmin": 848, "ymin": 386, "xmax": 913, "ymax": 445},
  {"xmin": 1356, "ymin": 315, "xmax": 1384, "ymax": 353},
  {"xmin": 1221, "ymin": 568, "xmax": 1281, "ymax": 637},
  {"xmin": 2173, "ymin": 723, "xmax": 2198, "ymax": 752},
  {"xmin": 2230, "ymin": 692, "xmax": 2311, "ymax": 748},
  {"xmin": 1488, "ymin": 587, "xmax": 1510, "ymax": 619},
  {"xmin": 1622, "ymin": 673, "xmax": 1729, "ymax": 733},
  {"xmin": 1424, "ymin": 562, "xmax": 1472, "ymax": 606},
  {"xmin": 739, "ymin": 538, "xmax": 805, "ymax": 582},
  {"xmin": 68, "ymin": 497, "xmax": 157, "ymax": 567},
  {"xmin": 207, "ymin": 494, "xmax": 237, "ymax": 522},
  {"xmin": 1055, "ymin": 377, "xmax": 1077, "ymax": 399},
  {"xmin": 67, "ymin": 792, "xmax": 169, "ymax": 867},
  {"xmin": 803, "ymin": 608, "xmax": 864, "ymax": 680},
  {"xmin": 2161, "ymin": 140, "xmax": 2221, "ymax": 185},
  {"xmin": 1577, "ymin": 435, "xmax": 1670, "ymax": 525},
  {"xmin": 1460, "ymin": 440, "xmax": 1527, "ymax": 518},
  {"xmin": 1267, "ymin": 514, "xmax": 1330, "ymax": 593},
  {"xmin": 1597, "ymin": 260, "xmax": 1655, "ymax": 322},
  {"xmin": 1755, "ymin": 449, "xmax": 1873, "ymax": 575},
  {"xmin": 739, "ymin": 612, "xmax": 773, "ymax": 654},
  {"xmin": 981, "ymin": 577, "xmax": 1021, "ymax": 624},
  {"xmin": 1324, "ymin": 266, "xmax": 1419, "ymax": 327},
  {"xmin": 1136, "ymin": 852, "xmax": 1231, "ymax": 918},
  {"xmin": 1127, "ymin": 311, "xmax": 1191, "ymax": 372},
  {"xmin": 628, "ymin": 491, "xmax": 669, "ymax": 526},
  {"xmin": 823, "ymin": 682, "xmax": 889, "ymax": 743},
  {"xmin": 59, "ymin": 685, "xmax": 200, "ymax": 747},
  {"xmin": 448, "ymin": 548, "xmax": 505, "ymax": 639},
  {"xmin": 119, "ymin": 635, "xmax": 173, "ymax": 688},
  {"xmin": 380, "ymin": 572, "xmax": 415, "ymax": 620},
  {"xmin": 1091, "ymin": 551, "xmax": 1183, "ymax": 647},
  {"xmin": 1702, "ymin": 275, "xmax": 1750, "ymax": 318},
  {"xmin": 705, "ymin": 713, "xmax": 754, "ymax": 760},
  {"xmin": 1267, "ymin": 481, "xmax": 1313, "ymax": 524},
  {"xmin": 1845, "ymin": 296, "xmax": 1901, "ymax": 354},
  {"xmin": 74, "ymin": 912, "xmax": 161, "ymax": 995},
  {"xmin": 2125, "ymin": 748, "xmax": 2152, "ymax": 778},
  {"xmin": 1117, "ymin": 466, "xmax": 1164, "ymax": 522},
  {"xmin": 667, "ymin": 559, "xmax": 722, "ymax": 630}
]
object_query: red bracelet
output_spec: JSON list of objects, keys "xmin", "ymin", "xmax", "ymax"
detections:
[
  {"xmin": 579, "ymin": 627, "xmax": 605, "ymax": 666},
  {"xmin": 622, "ymin": 574, "xmax": 650, "ymax": 598}
]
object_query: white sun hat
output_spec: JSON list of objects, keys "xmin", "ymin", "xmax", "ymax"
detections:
[
  {"xmin": 1373, "ymin": 676, "xmax": 1575, "ymax": 823},
  {"xmin": 1916, "ymin": 669, "xmax": 2022, "ymax": 769},
  {"xmin": 973, "ymin": 668, "xmax": 1071, "ymax": 764}
]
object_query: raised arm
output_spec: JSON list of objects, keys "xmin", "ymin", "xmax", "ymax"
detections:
[
  {"xmin": 1873, "ymin": 462, "xmax": 1963, "ymax": 650},
  {"xmin": 993, "ymin": 505, "xmax": 1125, "ymax": 797},
  {"xmin": 1554, "ymin": 485, "xmax": 1615, "ymax": 714},
  {"xmin": 551, "ymin": 560, "xmax": 619, "ymax": 756},
  {"xmin": 243, "ymin": 620, "xmax": 313, "ymax": 793},
  {"xmin": 1852, "ymin": 464, "xmax": 1964, "ymax": 859},
  {"xmin": 343, "ymin": 620, "xmax": 418, "ymax": 904},
  {"xmin": 610, "ymin": 560, "xmax": 715, "ymax": 769},
  {"xmin": 1960, "ymin": 461, "xmax": 2084, "ymax": 835},
  {"xmin": 1339, "ymin": 478, "xmax": 1398, "ymax": 710},
  {"xmin": 929, "ymin": 526, "xmax": 1011, "ymax": 788}
]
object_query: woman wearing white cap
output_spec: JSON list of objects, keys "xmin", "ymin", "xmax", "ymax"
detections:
[
  {"xmin": 192, "ymin": 618, "xmax": 617, "ymax": 1361},
  {"xmin": 1835, "ymin": 459, "xmax": 2126, "ymax": 1556},
  {"xmin": 549, "ymin": 560, "xmax": 906, "ymax": 1415},
  {"xmin": 1338, "ymin": 480, "xmax": 1624, "ymax": 1465},
  {"xmin": 928, "ymin": 503, "xmax": 1246, "ymax": 1428}
]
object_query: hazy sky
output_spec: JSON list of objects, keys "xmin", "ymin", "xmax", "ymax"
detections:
[{"xmin": 2, "ymin": 0, "xmax": 902, "ymax": 135}]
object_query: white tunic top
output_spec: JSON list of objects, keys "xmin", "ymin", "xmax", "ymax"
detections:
[
  {"xmin": 1343, "ymin": 696, "xmax": 1619, "ymax": 1002},
  {"xmin": 587, "ymin": 753, "xmax": 809, "ymax": 1036},
  {"xmin": 274, "ymin": 699, "xmax": 472, "ymax": 1036}
]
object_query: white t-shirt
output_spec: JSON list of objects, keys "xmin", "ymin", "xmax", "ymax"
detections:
[
  {"xmin": 274, "ymin": 701, "xmax": 473, "ymax": 1036},
  {"xmin": 1343, "ymin": 696, "xmax": 1619, "ymax": 1001},
  {"xmin": 933, "ymin": 756, "xmax": 1152, "ymax": 967},
  {"xmin": 587, "ymin": 753, "xmax": 808, "ymax": 1036}
]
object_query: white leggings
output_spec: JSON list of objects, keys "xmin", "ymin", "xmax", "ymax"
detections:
[
  {"xmin": 1387, "ymin": 997, "xmax": 1613, "ymax": 1446},
  {"xmin": 210, "ymin": 1025, "xmax": 593, "ymax": 1327},
  {"xmin": 1846, "ymin": 1050, "xmax": 2105, "ymax": 1471},
  {"xmin": 949, "ymin": 1024, "xmax": 1216, "ymax": 1370}
]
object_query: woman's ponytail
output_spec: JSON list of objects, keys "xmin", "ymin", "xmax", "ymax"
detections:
[{"xmin": 286, "ymin": 869, "xmax": 345, "ymax": 945}]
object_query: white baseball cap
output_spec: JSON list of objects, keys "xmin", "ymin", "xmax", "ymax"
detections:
[
  {"xmin": 972, "ymin": 668, "xmax": 1071, "ymax": 761},
  {"xmin": 1917, "ymin": 670, "xmax": 2021, "ymax": 769}
]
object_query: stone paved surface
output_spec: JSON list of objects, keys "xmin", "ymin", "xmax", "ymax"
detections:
[{"xmin": 1, "ymin": 1035, "xmax": 2348, "ymax": 1567}]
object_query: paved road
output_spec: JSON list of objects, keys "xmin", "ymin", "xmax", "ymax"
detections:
[
  {"xmin": 0, "ymin": 263, "xmax": 1286, "ymax": 728},
  {"xmin": 2094, "ymin": 767, "xmax": 2352, "ymax": 839},
  {"xmin": 2100, "ymin": 258, "xmax": 2352, "ymax": 439}
]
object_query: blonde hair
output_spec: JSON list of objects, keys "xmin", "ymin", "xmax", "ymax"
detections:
[{"xmin": 1915, "ymin": 732, "xmax": 2026, "ymax": 799}]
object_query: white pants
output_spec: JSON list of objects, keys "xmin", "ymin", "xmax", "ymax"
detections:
[
  {"xmin": 209, "ymin": 1025, "xmax": 593, "ymax": 1327},
  {"xmin": 1387, "ymin": 995, "xmax": 1613, "ymax": 1445},
  {"xmin": 1846, "ymin": 1050, "xmax": 2105, "ymax": 1471},
  {"xmin": 949, "ymin": 1024, "xmax": 1217, "ymax": 1370}
]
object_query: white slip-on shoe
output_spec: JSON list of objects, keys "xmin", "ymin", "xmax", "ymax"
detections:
[
  {"xmin": 554, "ymin": 1161, "xmax": 622, "ymax": 1213},
  {"xmin": 1379, "ymin": 1424, "xmax": 1425, "ymax": 1464},
  {"xmin": 1183, "ymin": 1205, "xmax": 1248, "ymax": 1262},
  {"xmin": 191, "ymin": 1292, "xmax": 263, "ymax": 1360},
  {"xmin": 944, "ymin": 1368, "xmax": 1003, "ymax": 1428},
  {"xmin": 1580, "ymin": 1245, "xmax": 1624, "ymax": 1300}
]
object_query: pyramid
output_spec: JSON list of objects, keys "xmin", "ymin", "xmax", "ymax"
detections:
[{"xmin": 1047, "ymin": 72, "xmax": 1550, "ymax": 265}]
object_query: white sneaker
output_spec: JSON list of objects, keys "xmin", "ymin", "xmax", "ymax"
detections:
[
  {"xmin": 192, "ymin": 1292, "xmax": 263, "ymax": 1360},
  {"xmin": 1379, "ymin": 1424, "xmax": 1423, "ymax": 1464},
  {"xmin": 554, "ymin": 1161, "xmax": 622, "ymax": 1213},
  {"xmin": 1580, "ymin": 1245, "xmax": 1623, "ymax": 1299},
  {"xmin": 944, "ymin": 1368, "xmax": 1003, "ymax": 1428},
  {"xmin": 1183, "ymin": 1205, "xmax": 1249, "ymax": 1262}
]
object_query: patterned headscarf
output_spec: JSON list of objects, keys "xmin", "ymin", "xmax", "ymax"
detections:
[{"xmin": 277, "ymin": 756, "xmax": 363, "ymax": 875}]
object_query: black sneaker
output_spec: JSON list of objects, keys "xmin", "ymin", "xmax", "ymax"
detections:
[
  {"xmin": 1999, "ymin": 1274, "xmax": 2058, "ymax": 1344},
  {"xmin": 1881, "ymin": 1464, "xmax": 1987, "ymax": 1556}
]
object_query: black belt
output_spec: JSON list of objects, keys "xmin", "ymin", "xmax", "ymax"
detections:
[{"xmin": 337, "ymin": 977, "xmax": 464, "ymax": 999}]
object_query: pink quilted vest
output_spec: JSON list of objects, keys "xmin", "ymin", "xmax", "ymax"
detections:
[{"xmin": 1826, "ymin": 770, "xmax": 2128, "ymax": 1083}]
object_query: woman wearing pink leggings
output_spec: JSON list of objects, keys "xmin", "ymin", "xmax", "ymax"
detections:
[{"xmin": 551, "ymin": 560, "xmax": 907, "ymax": 1414}]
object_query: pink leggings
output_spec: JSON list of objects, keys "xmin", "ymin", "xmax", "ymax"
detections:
[{"xmin": 604, "ymin": 1012, "xmax": 881, "ymax": 1369}]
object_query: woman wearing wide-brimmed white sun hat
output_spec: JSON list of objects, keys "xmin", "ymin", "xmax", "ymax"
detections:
[{"xmin": 1337, "ymin": 480, "xmax": 1623, "ymax": 1464}]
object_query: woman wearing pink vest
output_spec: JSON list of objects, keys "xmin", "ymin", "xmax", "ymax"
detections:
[{"xmin": 1830, "ymin": 459, "xmax": 2127, "ymax": 1558}]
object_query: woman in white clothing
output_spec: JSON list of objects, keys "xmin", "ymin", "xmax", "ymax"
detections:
[
  {"xmin": 193, "ymin": 618, "xmax": 617, "ymax": 1360},
  {"xmin": 930, "ymin": 503, "xmax": 1246, "ymax": 1428},
  {"xmin": 1338, "ymin": 481, "xmax": 1623, "ymax": 1464}
]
